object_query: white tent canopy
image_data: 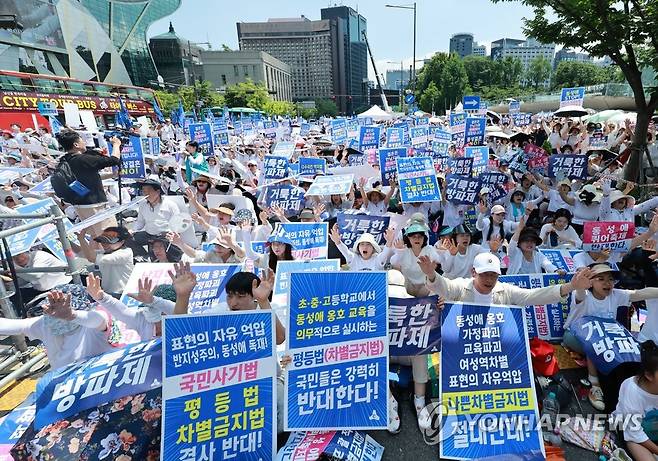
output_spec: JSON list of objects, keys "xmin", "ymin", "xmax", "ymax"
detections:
[{"xmin": 357, "ymin": 105, "xmax": 394, "ymax": 121}]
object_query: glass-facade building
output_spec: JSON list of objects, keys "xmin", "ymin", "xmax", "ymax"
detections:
[{"xmin": 0, "ymin": 0, "xmax": 180, "ymax": 86}]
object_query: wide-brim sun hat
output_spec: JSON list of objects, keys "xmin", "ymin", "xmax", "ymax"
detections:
[
  {"xmin": 609, "ymin": 189, "xmax": 635, "ymax": 208},
  {"xmin": 588, "ymin": 263, "xmax": 619, "ymax": 278},
  {"xmin": 518, "ymin": 229, "xmax": 543, "ymax": 246},
  {"xmin": 353, "ymin": 232, "xmax": 381, "ymax": 253},
  {"xmin": 404, "ymin": 213, "xmax": 430, "ymax": 236},
  {"xmin": 267, "ymin": 234, "xmax": 295, "ymax": 248}
]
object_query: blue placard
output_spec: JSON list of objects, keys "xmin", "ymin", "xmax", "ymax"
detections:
[
  {"xmin": 358, "ymin": 126, "xmax": 381, "ymax": 151},
  {"xmin": 263, "ymin": 155, "xmax": 289, "ymax": 183},
  {"xmin": 162, "ymin": 312, "xmax": 276, "ymax": 461},
  {"xmin": 478, "ymin": 172, "xmax": 510, "ymax": 205},
  {"xmin": 359, "ymin": 116, "xmax": 373, "ymax": 126},
  {"xmin": 263, "ymin": 120, "xmax": 277, "ymax": 139},
  {"xmin": 305, "ymin": 174, "xmax": 354, "ymax": 196},
  {"xmin": 120, "ymin": 136, "xmax": 146, "ymax": 179},
  {"xmin": 410, "ymin": 126, "xmax": 429, "ymax": 149},
  {"xmin": 276, "ymin": 430, "xmax": 384, "ymax": 461},
  {"xmin": 389, "ymin": 296, "xmax": 441, "ymax": 356},
  {"xmin": 299, "ymin": 157, "xmax": 326, "ymax": 176},
  {"xmin": 548, "ymin": 154, "xmax": 588, "ymax": 180},
  {"xmin": 331, "ymin": 119, "xmax": 348, "ymax": 144},
  {"xmin": 6, "ymin": 198, "xmax": 56, "ymax": 256},
  {"xmin": 346, "ymin": 119, "xmax": 359, "ymax": 139},
  {"xmin": 499, "ymin": 273, "xmax": 574, "ymax": 341},
  {"xmin": 272, "ymin": 141, "xmax": 296, "ymax": 159},
  {"xmin": 508, "ymin": 100, "xmax": 521, "ymax": 113},
  {"xmin": 560, "ymin": 87, "xmax": 585, "ymax": 107},
  {"xmin": 432, "ymin": 129, "xmax": 452, "ymax": 156},
  {"xmin": 464, "ymin": 117, "xmax": 486, "ymax": 146},
  {"xmin": 463, "ymin": 95, "xmax": 481, "ymax": 110},
  {"xmin": 448, "ymin": 157, "xmax": 474, "ymax": 177},
  {"xmin": 465, "ymin": 146, "xmax": 489, "ymax": 176},
  {"xmin": 416, "ymin": 117, "xmax": 430, "ymax": 126},
  {"xmin": 378, "ymin": 147, "xmax": 406, "ymax": 186},
  {"xmin": 512, "ymin": 112, "xmax": 532, "ymax": 126},
  {"xmin": 337, "ymin": 213, "xmax": 390, "ymax": 248},
  {"xmin": 539, "ymin": 249, "xmax": 579, "ymax": 273},
  {"xmin": 570, "ymin": 316, "xmax": 640, "ymax": 374},
  {"xmin": 300, "ymin": 123, "xmax": 310, "ymax": 136},
  {"xmin": 37, "ymin": 101, "xmax": 58, "ymax": 116},
  {"xmin": 396, "ymin": 156, "xmax": 441, "ymax": 203},
  {"xmin": 272, "ymin": 222, "xmax": 329, "ymax": 260},
  {"xmin": 286, "ymin": 271, "xmax": 388, "ymax": 430},
  {"xmin": 0, "ymin": 393, "xmax": 35, "ymax": 451},
  {"xmin": 440, "ymin": 302, "xmax": 544, "ymax": 460},
  {"xmin": 385, "ymin": 127, "xmax": 405, "ymax": 148},
  {"xmin": 273, "ymin": 259, "xmax": 341, "ymax": 302},
  {"xmin": 449, "ymin": 113, "xmax": 466, "ymax": 132},
  {"xmin": 35, "ymin": 339, "xmax": 162, "ymax": 429},
  {"xmin": 446, "ymin": 174, "xmax": 481, "ymax": 205},
  {"xmin": 189, "ymin": 122, "xmax": 214, "ymax": 155},
  {"xmin": 264, "ymin": 185, "xmax": 305, "ymax": 217}
]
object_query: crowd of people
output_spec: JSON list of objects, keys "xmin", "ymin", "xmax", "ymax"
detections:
[{"xmin": 2, "ymin": 108, "xmax": 658, "ymax": 459}]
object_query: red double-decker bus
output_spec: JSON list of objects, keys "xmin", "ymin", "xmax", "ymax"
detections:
[{"xmin": 0, "ymin": 70, "xmax": 158, "ymax": 130}]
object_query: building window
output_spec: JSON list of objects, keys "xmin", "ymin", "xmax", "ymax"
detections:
[
  {"xmin": 234, "ymin": 65, "xmax": 239, "ymax": 77},
  {"xmin": 243, "ymin": 65, "xmax": 249, "ymax": 77},
  {"xmin": 221, "ymin": 74, "xmax": 227, "ymax": 85}
]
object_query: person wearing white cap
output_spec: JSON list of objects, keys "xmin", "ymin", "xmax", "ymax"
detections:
[
  {"xmin": 419, "ymin": 251, "xmax": 593, "ymax": 306},
  {"xmin": 600, "ymin": 177, "xmax": 658, "ymax": 223},
  {"xmin": 330, "ymin": 226, "xmax": 394, "ymax": 271},
  {"xmin": 559, "ymin": 183, "xmax": 603, "ymax": 235},
  {"xmin": 476, "ymin": 202, "xmax": 519, "ymax": 256}
]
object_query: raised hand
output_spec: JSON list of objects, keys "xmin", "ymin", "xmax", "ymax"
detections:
[
  {"xmin": 489, "ymin": 235, "xmax": 503, "ymax": 253},
  {"xmin": 43, "ymin": 291, "xmax": 74, "ymax": 320},
  {"xmin": 642, "ymin": 239, "xmax": 657, "ymax": 253},
  {"xmin": 252, "ymin": 269, "xmax": 275, "ymax": 303},
  {"xmin": 313, "ymin": 203, "xmax": 325, "ymax": 219},
  {"xmin": 417, "ymin": 255, "xmax": 436, "ymax": 277},
  {"xmin": 166, "ymin": 231, "xmax": 183, "ymax": 246},
  {"xmin": 384, "ymin": 227, "xmax": 395, "ymax": 246},
  {"xmin": 571, "ymin": 268, "xmax": 594, "ymax": 290},
  {"xmin": 169, "ymin": 261, "xmax": 197, "ymax": 297},
  {"xmin": 394, "ymin": 238, "xmax": 405, "ymax": 250},
  {"xmin": 650, "ymin": 211, "xmax": 658, "ymax": 234},
  {"xmin": 128, "ymin": 277, "xmax": 156, "ymax": 305},
  {"xmin": 86, "ymin": 273, "xmax": 105, "ymax": 301},
  {"xmin": 330, "ymin": 223, "xmax": 341, "ymax": 245}
]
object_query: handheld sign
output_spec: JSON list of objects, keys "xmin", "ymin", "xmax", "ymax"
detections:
[
  {"xmin": 410, "ymin": 126, "xmax": 429, "ymax": 150},
  {"xmin": 272, "ymin": 141, "xmax": 296, "ymax": 159},
  {"xmin": 432, "ymin": 129, "xmax": 452, "ymax": 156},
  {"xmin": 331, "ymin": 119, "xmax": 348, "ymax": 144},
  {"xmin": 464, "ymin": 117, "xmax": 486, "ymax": 146},
  {"xmin": 0, "ymin": 394, "xmax": 35, "ymax": 456},
  {"xmin": 478, "ymin": 172, "xmax": 509, "ymax": 205},
  {"xmin": 272, "ymin": 222, "xmax": 329, "ymax": 260},
  {"xmin": 448, "ymin": 158, "xmax": 473, "ymax": 177},
  {"xmin": 548, "ymin": 154, "xmax": 588, "ymax": 180},
  {"xmin": 508, "ymin": 100, "xmax": 521, "ymax": 113},
  {"xmin": 188, "ymin": 123, "xmax": 214, "ymax": 155},
  {"xmin": 560, "ymin": 87, "xmax": 585, "ymax": 108},
  {"xmin": 120, "ymin": 136, "xmax": 146, "ymax": 179},
  {"xmin": 162, "ymin": 312, "xmax": 276, "ymax": 461},
  {"xmin": 263, "ymin": 156, "xmax": 290, "ymax": 183},
  {"xmin": 358, "ymin": 126, "xmax": 381, "ymax": 151},
  {"xmin": 285, "ymin": 271, "xmax": 389, "ymax": 431},
  {"xmin": 276, "ymin": 431, "xmax": 384, "ymax": 461},
  {"xmin": 389, "ymin": 296, "xmax": 441, "ymax": 356},
  {"xmin": 272, "ymin": 259, "xmax": 340, "ymax": 307},
  {"xmin": 337, "ymin": 213, "xmax": 390, "ymax": 248},
  {"xmin": 445, "ymin": 174, "xmax": 481, "ymax": 205},
  {"xmin": 264, "ymin": 185, "xmax": 305, "ymax": 217},
  {"xmin": 299, "ymin": 157, "xmax": 326, "ymax": 176},
  {"xmin": 305, "ymin": 174, "xmax": 354, "ymax": 196},
  {"xmin": 440, "ymin": 302, "xmax": 544, "ymax": 460},
  {"xmin": 396, "ymin": 156, "xmax": 441, "ymax": 203},
  {"xmin": 589, "ymin": 133, "xmax": 609, "ymax": 150},
  {"xmin": 385, "ymin": 127, "xmax": 405, "ymax": 148},
  {"xmin": 539, "ymin": 249, "xmax": 579, "ymax": 273},
  {"xmin": 464, "ymin": 146, "xmax": 488, "ymax": 176},
  {"xmin": 582, "ymin": 221, "xmax": 634, "ymax": 252},
  {"xmin": 571, "ymin": 316, "xmax": 640, "ymax": 374},
  {"xmin": 379, "ymin": 148, "xmax": 406, "ymax": 186}
]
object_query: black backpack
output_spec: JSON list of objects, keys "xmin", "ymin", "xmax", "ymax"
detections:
[{"xmin": 50, "ymin": 157, "xmax": 80, "ymax": 204}]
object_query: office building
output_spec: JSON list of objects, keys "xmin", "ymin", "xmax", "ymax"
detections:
[
  {"xmin": 0, "ymin": 0, "xmax": 181, "ymax": 86},
  {"xmin": 473, "ymin": 44, "xmax": 487, "ymax": 57},
  {"xmin": 237, "ymin": 17, "xmax": 334, "ymax": 103},
  {"xmin": 200, "ymin": 50, "xmax": 292, "ymax": 101},
  {"xmin": 490, "ymin": 37, "xmax": 526, "ymax": 60},
  {"xmin": 496, "ymin": 38, "xmax": 555, "ymax": 86},
  {"xmin": 149, "ymin": 22, "xmax": 204, "ymax": 86},
  {"xmin": 385, "ymin": 69, "xmax": 409, "ymax": 90},
  {"xmin": 449, "ymin": 33, "xmax": 474, "ymax": 58},
  {"xmin": 554, "ymin": 48, "xmax": 593, "ymax": 69},
  {"xmin": 320, "ymin": 6, "xmax": 368, "ymax": 114}
]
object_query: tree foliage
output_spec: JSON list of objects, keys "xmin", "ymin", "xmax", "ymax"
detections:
[
  {"xmin": 154, "ymin": 80, "xmax": 224, "ymax": 114},
  {"xmin": 416, "ymin": 53, "xmax": 469, "ymax": 113},
  {"xmin": 552, "ymin": 61, "xmax": 621, "ymax": 88},
  {"xmin": 223, "ymin": 79, "xmax": 270, "ymax": 110},
  {"xmin": 492, "ymin": 0, "xmax": 658, "ymax": 181},
  {"xmin": 315, "ymin": 99, "xmax": 339, "ymax": 117},
  {"xmin": 525, "ymin": 56, "xmax": 552, "ymax": 88}
]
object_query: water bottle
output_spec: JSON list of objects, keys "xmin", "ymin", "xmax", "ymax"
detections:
[{"xmin": 541, "ymin": 392, "xmax": 560, "ymax": 443}]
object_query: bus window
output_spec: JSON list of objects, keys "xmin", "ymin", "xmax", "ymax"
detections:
[
  {"xmin": 93, "ymin": 83, "xmax": 113, "ymax": 97},
  {"xmin": 33, "ymin": 78, "xmax": 68, "ymax": 95},
  {"xmin": 138, "ymin": 89, "xmax": 155, "ymax": 103},
  {"xmin": 66, "ymin": 81, "xmax": 95, "ymax": 96},
  {"xmin": 0, "ymin": 75, "xmax": 26, "ymax": 91},
  {"xmin": 124, "ymin": 88, "xmax": 139, "ymax": 99}
]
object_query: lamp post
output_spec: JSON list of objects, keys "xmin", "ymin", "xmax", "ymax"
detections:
[{"xmin": 385, "ymin": 3, "xmax": 416, "ymax": 90}]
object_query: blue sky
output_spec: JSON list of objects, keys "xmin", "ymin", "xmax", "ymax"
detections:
[{"xmin": 149, "ymin": 0, "xmax": 537, "ymax": 80}]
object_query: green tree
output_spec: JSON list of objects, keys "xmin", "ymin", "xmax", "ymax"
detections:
[
  {"xmin": 178, "ymin": 80, "xmax": 224, "ymax": 111},
  {"xmin": 154, "ymin": 90, "xmax": 180, "ymax": 114},
  {"xmin": 494, "ymin": 57, "xmax": 524, "ymax": 87},
  {"xmin": 315, "ymin": 99, "xmax": 339, "ymax": 117},
  {"xmin": 415, "ymin": 52, "xmax": 468, "ymax": 113},
  {"xmin": 300, "ymin": 107, "xmax": 318, "ymax": 119},
  {"xmin": 263, "ymin": 99, "xmax": 296, "ymax": 116},
  {"xmin": 441, "ymin": 54, "xmax": 470, "ymax": 109},
  {"xmin": 492, "ymin": 0, "xmax": 658, "ymax": 182},
  {"xmin": 463, "ymin": 55, "xmax": 496, "ymax": 91},
  {"xmin": 552, "ymin": 61, "xmax": 607, "ymax": 88},
  {"xmin": 221, "ymin": 44, "xmax": 232, "ymax": 51},
  {"xmin": 223, "ymin": 79, "xmax": 270, "ymax": 110},
  {"xmin": 419, "ymin": 81, "xmax": 441, "ymax": 113},
  {"xmin": 525, "ymin": 56, "xmax": 552, "ymax": 88}
]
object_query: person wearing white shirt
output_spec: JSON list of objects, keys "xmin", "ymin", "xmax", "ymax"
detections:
[
  {"xmin": 435, "ymin": 225, "xmax": 485, "ymax": 280},
  {"xmin": 77, "ymin": 227, "xmax": 135, "ymax": 295},
  {"xmin": 600, "ymin": 179, "xmax": 658, "ymax": 223},
  {"xmin": 506, "ymin": 216, "xmax": 562, "ymax": 275},
  {"xmin": 359, "ymin": 178, "xmax": 395, "ymax": 216},
  {"xmin": 539, "ymin": 208, "xmax": 582, "ymax": 249},
  {"xmin": 12, "ymin": 250, "xmax": 72, "ymax": 296},
  {"xmin": 133, "ymin": 179, "xmax": 179, "ymax": 245},
  {"xmin": 331, "ymin": 227, "xmax": 394, "ymax": 271},
  {"xmin": 559, "ymin": 184, "xmax": 602, "ymax": 234},
  {"xmin": 533, "ymin": 178, "xmax": 575, "ymax": 214},
  {"xmin": 160, "ymin": 120, "xmax": 175, "ymax": 142}
]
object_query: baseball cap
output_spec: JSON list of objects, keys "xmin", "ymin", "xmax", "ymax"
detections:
[
  {"xmin": 472, "ymin": 253, "xmax": 501, "ymax": 275},
  {"xmin": 491, "ymin": 204, "xmax": 506, "ymax": 215},
  {"xmin": 530, "ymin": 338, "xmax": 559, "ymax": 377}
]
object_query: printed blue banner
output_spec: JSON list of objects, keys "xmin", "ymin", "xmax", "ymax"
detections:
[
  {"xmin": 560, "ymin": 87, "xmax": 585, "ymax": 108},
  {"xmin": 389, "ymin": 296, "xmax": 441, "ymax": 356},
  {"xmin": 305, "ymin": 174, "xmax": 354, "ymax": 196},
  {"xmin": 396, "ymin": 156, "xmax": 440, "ymax": 203},
  {"xmin": 416, "ymin": 117, "xmax": 430, "ymax": 126},
  {"xmin": 273, "ymin": 259, "xmax": 340, "ymax": 305},
  {"xmin": 385, "ymin": 127, "xmax": 405, "ymax": 148},
  {"xmin": 337, "ymin": 213, "xmax": 390, "ymax": 248},
  {"xmin": 465, "ymin": 146, "xmax": 489, "ymax": 176},
  {"xmin": 264, "ymin": 155, "xmax": 290, "ymax": 183},
  {"xmin": 286, "ymin": 271, "xmax": 388, "ymax": 430},
  {"xmin": 548, "ymin": 154, "xmax": 588, "ymax": 180},
  {"xmin": 464, "ymin": 117, "xmax": 486, "ymax": 146},
  {"xmin": 189, "ymin": 122, "xmax": 214, "ymax": 155},
  {"xmin": 432, "ymin": 129, "xmax": 452, "ymax": 156},
  {"xmin": 499, "ymin": 273, "xmax": 574, "ymax": 341},
  {"xmin": 347, "ymin": 119, "xmax": 359, "ymax": 140},
  {"xmin": 445, "ymin": 174, "xmax": 481, "ymax": 205},
  {"xmin": 463, "ymin": 95, "xmax": 481, "ymax": 110},
  {"xmin": 508, "ymin": 100, "xmax": 521, "ymax": 113},
  {"xmin": 120, "ymin": 136, "xmax": 146, "ymax": 179},
  {"xmin": 378, "ymin": 147, "xmax": 406, "ymax": 186},
  {"xmin": 478, "ymin": 172, "xmax": 509, "ymax": 205},
  {"xmin": 272, "ymin": 141, "xmax": 296, "ymax": 159},
  {"xmin": 263, "ymin": 120, "xmax": 277, "ymax": 139},
  {"xmin": 449, "ymin": 113, "xmax": 466, "ymax": 133},
  {"xmin": 35, "ymin": 339, "xmax": 162, "ymax": 429},
  {"xmin": 570, "ymin": 316, "xmax": 640, "ymax": 374},
  {"xmin": 6, "ymin": 198, "xmax": 57, "ymax": 256},
  {"xmin": 264, "ymin": 185, "xmax": 305, "ymax": 217},
  {"xmin": 273, "ymin": 222, "xmax": 329, "ymax": 260},
  {"xmin": 233, "ymin": 120, "xmax": 243, "ymax": 135},
  {"xmin": 410, "ymin": 126, "xmax": 429, "ymax": 149},
  {"xmin": 331, "ymin": 119, "xmax": 348, "ymax": 144},
  {"xmin": 448, "ymin": 157, "xmax": 473, "ymax": 177},
  {"xmin": 276, "ymin": 430, "xmax": 384, "ymax": 461},
  {"xmin": 299, "ymin": 157, "xmax": 326, "ymax": 176},
  {"xmin": 119, "ymin": 263, "xmax": 242, "ymax": 314},
  {"xmin": 393, "ymin": 122, "xmax": 410, "ymax": 144},
  {"xmin": 162, "ymin": 312, "xmax": 276, "ymax": 461},
  {"xmin": 359, "ymin": 116, "xmax": 373, "ymax": 126},
  {"xmin": 539, "ymin": 249, "xmax": 578, "ymax": 273},
  {"xmin": 140, "ymin": 137, "xmax": 161, "ymax": 156},
  {"xmin": 300, "ymin": 123, "xmax": 310, "ymax": 136},
  {"xmin": 0, "ymin": 393, "xmax": 34, "ymax": 458},
  {"xmin": 512, "ymin": 113, "xmax": 532, "ymax": 126},
  {"xmin": 440, "ymin": 302, "xmax": 544, "ymax": 460},
  {"xmin": 589, "ymin": 133, "xmax": 609, "ymax": 149}
]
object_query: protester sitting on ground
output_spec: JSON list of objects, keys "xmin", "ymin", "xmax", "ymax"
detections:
[
  {"xmin": 132, "ymin": 178, "xmax": 178, "ymax": 247},
  {"xmin": 77, "ymin": 226, "xmax": 134, "ymax": 295},
  {"xmin": 436, "ymin": 224, "xmax": 498, "ymax": 280},
  {"xmin": 147, "ymin": 234, "xmax": 183, "ymax": 263},
  {"xmin": 11, "ymin": 249, "xmax": 72, "ymax": 303},
  {"xmin": 600, "ymin": 178, "xmax": 658, "ymax": 223},
  {"xmin": 506, "ymin": 215, "xmax": 564, "ymax": 275},
  {"xmin": 52, "ymin": 130, "xmax": 122, "ymax": 237},
  {"xmin": 539, "ymin": 208, "xmax": 582, "ymax": 249},
  {"xmin": 330, "ymin": 225, "xmax": 394, "ymax": 271},
  {"xmin": 563, "ymin": 263, "xmax": 658, "ymax": 411},
  {"xmin": 169, "ymin": 227, "xmax": 245, "ymax": 264},
  {"xmin": 533, "ymin": 178, "xmax": 575, "ymax": 215},
  {"xmin": 241, "ymin": 223, "xmax": 295, "ymax": 272},
  {"xmin": 0, "ymin": 285, "xmax": 117, "ymax": 369},
  {"xmin": 476, "ymin": 203, "xmax": 519, "ymax": 262},
  {"xmin": 559, "ymin": 184, "xmax": 603, "ymax": 235}
]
